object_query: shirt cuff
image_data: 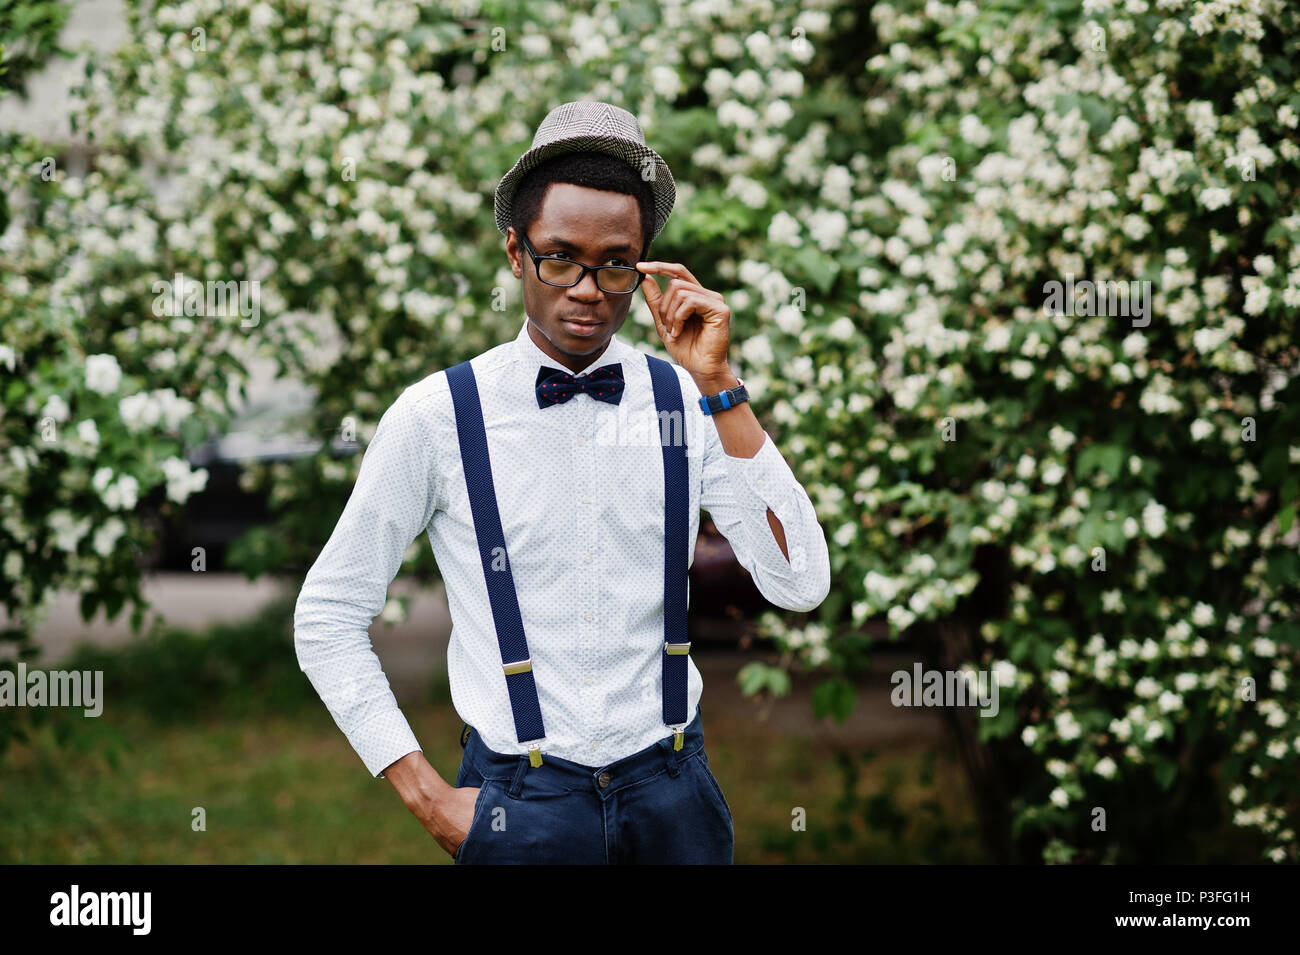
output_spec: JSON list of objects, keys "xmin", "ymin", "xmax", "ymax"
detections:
[{"xmin": 354, "ymin": 708, "xmax": 424, "ymax": 779}]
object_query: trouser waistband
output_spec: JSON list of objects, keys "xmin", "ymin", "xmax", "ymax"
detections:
[{"xmin": 459, "ymin": 707, "xmax": 706, "ymax": 798}]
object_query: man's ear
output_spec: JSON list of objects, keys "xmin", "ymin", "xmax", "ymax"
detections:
[{"xmin": 505, "ymin": 227, "xmax": 522, "ymax": 279}]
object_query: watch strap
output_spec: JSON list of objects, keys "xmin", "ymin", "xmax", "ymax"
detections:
[{"xmin": 699, "ymin": 378, "xmax": 748, "ymax": 415}]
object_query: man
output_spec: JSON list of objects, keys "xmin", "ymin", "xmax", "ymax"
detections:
[{"xmin": 293, "ymin": 101, "xmax": 831, "ymax": 864}]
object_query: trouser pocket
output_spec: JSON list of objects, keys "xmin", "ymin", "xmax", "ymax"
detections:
[
  {"xmin": 453, "ymin": 760, "xmax": 494, "ymax": 864},
  {"xmin": 689, "ymin": 749, "xmax": 734, "ymax": 832}
]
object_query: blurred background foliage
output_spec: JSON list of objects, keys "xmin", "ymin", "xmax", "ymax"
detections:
[{"xmin": 2, "ymin": 0, "xmax": 1297, "ymax": 863}]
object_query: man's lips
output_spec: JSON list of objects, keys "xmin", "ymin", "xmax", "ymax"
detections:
[{"xmin": 562, "ymin": 317, "xmax": 602, "ymax": 336}]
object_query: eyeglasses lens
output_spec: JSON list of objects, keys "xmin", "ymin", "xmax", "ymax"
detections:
[{"xmin": 537, "ymin": 258, "xmax": 639, "ymax": 293}]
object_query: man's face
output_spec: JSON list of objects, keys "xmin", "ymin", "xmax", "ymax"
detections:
[{"xmin": 506, "ymin": 181, "xmax": 644, "ymax": 373}]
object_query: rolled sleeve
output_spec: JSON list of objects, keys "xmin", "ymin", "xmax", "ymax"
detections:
[
  {"xmin": 701, "ymin": 422, "xmax": 832, "ymax": 613},
  {"xmin": 293, "ymin": 388, "xmax": 440, "ymax": 778}
]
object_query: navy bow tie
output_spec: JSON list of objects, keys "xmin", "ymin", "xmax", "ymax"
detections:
[{"xmin": 535, "ymin": 363, "xmax": 625, "ymax": 408}]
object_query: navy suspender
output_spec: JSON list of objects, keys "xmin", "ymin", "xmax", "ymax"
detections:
[
  {"xmin": 446, "ymin": 361, "xmax": 548, "ymax": 763},
  {"xmin": 646, "ymin": 355, "xmax": 690, "ymax": 743},
  {"xmin": 445, "ymin": 355, "xmax": 691, "ymax": 767}
]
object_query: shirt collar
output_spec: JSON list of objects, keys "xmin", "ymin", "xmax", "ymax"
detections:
[{"xmin": 514, "ymin": 313, "xmax": 631, "ymax": 379}]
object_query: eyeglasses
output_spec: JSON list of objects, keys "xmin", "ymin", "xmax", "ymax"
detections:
[{"xmin": 520, "ymin": 233, "xmax": 645, "ymax": 295}]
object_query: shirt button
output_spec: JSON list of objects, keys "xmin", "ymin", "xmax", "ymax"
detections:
[
  {"xmin": 581, "ymin": 495, "xmax": 591, "ymax": 504},
  {"xmin": 583, "ymin": 611, "xmax": 593, "ymax": 622},
  {"xmin": 583, "ymin": 677, "xmax": 592, "ymax": 686},
  {"xmin": 597, "ymin": 771, "xmax": 611, "ymax": 788},
  {"xmin": 583, "ymin": 553, "xmax": 593, "ymax": 563}
]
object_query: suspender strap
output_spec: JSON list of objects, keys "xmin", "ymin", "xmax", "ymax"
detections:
[
  {"xmin": 646, "ymin": 355, "xmax": 690, "ymax": 739},
  {"xmin": 445, "ymin": 361, "xmax": 547, "ymax": 751}
]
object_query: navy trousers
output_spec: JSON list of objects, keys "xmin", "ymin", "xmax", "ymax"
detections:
[{"xmin": 452, "ymin": 707, "xmax": 734, "ymax": 865}]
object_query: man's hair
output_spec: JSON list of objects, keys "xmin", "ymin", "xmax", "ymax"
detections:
[{"xmin": 511, "ymin": 151, "xmax": 655, "ymax": 261}]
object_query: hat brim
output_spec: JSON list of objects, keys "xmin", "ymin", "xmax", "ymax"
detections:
[{"xmin": 494, "ymin": 135, "xmax": 676, "ymax": 240}]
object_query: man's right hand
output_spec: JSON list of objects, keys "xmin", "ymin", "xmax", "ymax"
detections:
[{"xmin": 381, "ymin": 749, "xmax": 480, "ymax": 858}]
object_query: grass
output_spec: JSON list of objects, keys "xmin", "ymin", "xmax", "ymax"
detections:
[{"xmin": 1, "ymin": 601, "xmax": 983, "ymax": 863}]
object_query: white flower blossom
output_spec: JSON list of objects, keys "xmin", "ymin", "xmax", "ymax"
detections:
[
  {"xmin": 767, "ymin": 211, "xmax": 803, "ymax": 247},
  {"xmin": 1055, "ymin": 711, "xmax": 1081, "ymax": 740},
  {"xmin": 1142, "ymin": 500, "xmax": 1168, "ymax": 537},
  {"xmin": 85, "ymin": 354, "xmax": 123, "ymax": 394},
  {"xmin": 1135, "ymin": 677, "xmax": 1160, "ymax": 698},
  {"xmin": 161, "ymin": 456, "xmax": 209, "ymax": 504},
  {"xmin": 93, "ymin": 517, "xmax": 126, "ymax": 556},
  {"xmin": 103, "ymin": 474, "xmax": 140, "ymax": 511},
  {"xmin": 49, "ymin": 510, "xmax": 91, "ymax": 551},
  {"xmin": 41, "ymin": 395, "xmax": 70, "ymax": 423}
]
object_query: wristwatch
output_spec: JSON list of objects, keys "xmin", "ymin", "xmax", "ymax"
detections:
[{"xmin": 699, "ymin": 377, "xmax": 749, "ymax": 415}]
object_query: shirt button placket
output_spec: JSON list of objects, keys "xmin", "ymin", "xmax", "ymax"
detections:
[{"xmin": 576, "ymin": 395, "xmax": 599, "ymax": 745}]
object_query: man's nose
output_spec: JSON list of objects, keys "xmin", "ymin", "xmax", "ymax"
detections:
[{"xmin": 567, "ymin": 269, "xmax": 604, "ymax": 301}]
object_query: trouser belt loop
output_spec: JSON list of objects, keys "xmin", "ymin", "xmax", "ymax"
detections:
[
  {"xmin": 509, "ymin": 755, "xmax": 529, "ymax": 798},
  {"xmin": 660, "ymin": 735, "xmax": 682, "ymax": 778},
  {"xmin": 460, "ymin": 723, "xmax": 472, "ymax": 749}
]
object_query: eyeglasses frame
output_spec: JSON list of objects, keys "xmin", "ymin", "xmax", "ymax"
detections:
[{"xmin": 519, "ymin": 232, "xmax": 646, "ymax": 295}]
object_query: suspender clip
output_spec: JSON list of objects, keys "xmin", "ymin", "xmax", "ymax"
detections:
[
  {"xmin": 503, "ymin": 657, "xmax": 532, "ymax": 675},
  {"xmin": 526, "ymin": 740, "xmax": 544, "ymax": 767},
  {"xmin": 665, "ymin": 641, "xmax": 691, "ymax": 655},
  {"xmin": 671, "ymin": 726, "xmax": 684, "ymax": 751}
]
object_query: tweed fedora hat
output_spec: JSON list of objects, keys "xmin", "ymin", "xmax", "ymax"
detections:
[{"xmin": 494, "ymin": 100, "xmax": 676, "ymax": 241}]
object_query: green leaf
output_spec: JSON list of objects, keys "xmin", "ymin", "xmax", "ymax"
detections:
[
  {"xmin": 102, "ymin": 588, "xmax": 125, "ymax": 620},
  {"xmin": 811, "ymin": 677, "xmax": 856, "ymax": 721},
  {"xmin": 786, "ymin": 245, "xmax": 838, "ymax": 294},
  {"xmin": 819, "ymin": 589, "xmax": 844, "ymax": 626},
  {"xmin": 78, "ymin": 592, "xmax": 100, "ymax": 623},
  {"xmin": 737, "ymin": 661, "xmax": 768, "ymax": 696},
  {"xmin": 1278, "ymin": 503, "xmax": 1296, "ymax": 536},
  {"xmin": 975, "ymin": 700, "xmax": 1017, "ymax": 741},
  {"xmin": 1152, "ymin": 756, "xmax": 1177, "ymax": 791},
  {"xmin": 767, "ymin": 667, "xmax": 792, "ymax": 697},
  {"xmin": 1076, "ymin": 443, "xmax": 1123, "ymax": 480},
  {"xmin": 1265, "ymin": 551, "xmax": 1299, "ymax": 589}
]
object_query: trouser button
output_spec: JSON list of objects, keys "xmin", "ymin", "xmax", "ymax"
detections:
[{"xmin": 597, "ymin": 771, "xmax": 611, "ymax": 788}]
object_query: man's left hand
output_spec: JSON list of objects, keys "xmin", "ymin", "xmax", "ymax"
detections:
[{"xmin": 636, "ymin": 261, "xmax": 733, "ymax": 382}]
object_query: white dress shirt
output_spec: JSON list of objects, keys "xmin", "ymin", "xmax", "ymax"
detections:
[{"xmin": 293, "ymin": 315, "xmax": 831, "ymax": 777}]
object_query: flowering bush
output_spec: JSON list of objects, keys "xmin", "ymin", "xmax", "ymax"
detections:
[
  {"xmin": 3, "ymin": 0, "xmax": 1297, "ymax": 860},
  {"xmin": 0, "ymin": 256, "xmax": 221, "ymax": 619},
  {"xmin": 750, "ymin": 0, "xmax": 1299, "ymax": 863},
  {"xmin": 0, "ymin": 7, "xmax": 207, "ymax": 641}
]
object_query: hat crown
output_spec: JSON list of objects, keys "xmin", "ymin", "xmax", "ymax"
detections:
[
  {"xmin": 494, "ymin": 99, "xmax": 676, "ymax": 240},
  {"xmin": 531, "ymin": 101, "xmax": 646, "ymax": 148}
]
